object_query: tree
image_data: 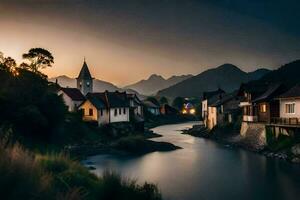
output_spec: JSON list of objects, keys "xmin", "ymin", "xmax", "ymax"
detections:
[
  {"xmin": 146, "ymin": 96, "xmax": 160, "ymax": 106},
  {"xmin": 172, "ymin": 97, "xmax": 184, "ymax": 110},
  {"xmin": 0, "ymin": 52, "xmax": 17, "ymax": 72},
  {"xmin": 22, "ymin": 48, "xmax": 54, "ymax": 73},
  {"xmin": 159, "ymin": 96, "xmax": 168, "ymax": 105}
]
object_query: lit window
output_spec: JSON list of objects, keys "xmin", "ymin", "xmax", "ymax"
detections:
[
  {"xmin": 260, "ymin": 104, "xmax": 267, "ymax": 113},
  {"xmin": 285, "ymin": 103, "xmax": 295, "ymax": 114}
]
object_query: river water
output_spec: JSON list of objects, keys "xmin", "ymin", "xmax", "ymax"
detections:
[{"xmin": 83, "ymin": 122, "xmax": 300, "ymax": 200}]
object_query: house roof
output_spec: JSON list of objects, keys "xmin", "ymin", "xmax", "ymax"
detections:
[
  {"xmin": 203, "ymin": 88, "xmax": 225, "ymax": 100},
  {"xmin": 77, "ymin": 61, "xmax": 92, "ymax": 80},
  {"xmin": 86, "ymin": 91, "xmax": 130, "ymax": 109},
  {"xmin": 278, "ymin": 84, "xmax": 300, "ymax": 99},
  {"xmin": 143, "ymin": 100, "xmax": 160, "ymax": 108},
  {"xmin": 238, "ymin": 82, "xmax": 268, "ymax": 96},
  {"xmin": 210, "ymin": 92, "xmax": 236, "ymax": 107},
  {"xmin": 60, "ymin": 88, "xmax": 85, "ymax": 101},
  {"xmin": 252, "ymin": 83, "xmax": 285, "ymax": 103},
  {"xmin": 127, "ymin": 93, "xmax": 142, "ymax": 104}
]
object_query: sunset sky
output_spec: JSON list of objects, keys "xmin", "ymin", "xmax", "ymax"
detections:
[{"xmin": 0, "ymin": 0, "xmax": 299, "ymax": 86}]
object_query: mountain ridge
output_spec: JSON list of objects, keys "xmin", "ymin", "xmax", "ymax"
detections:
[
  {"xmin": 124, "ymin": 74, "xmax": 193, "ymax": 95},
  {"xmin": 157, "ymin": 64, "xmax": 271, "ymax": 98}
]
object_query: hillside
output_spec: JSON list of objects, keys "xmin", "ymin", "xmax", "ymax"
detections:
[
  {"xmin": 258, "ymin": 60, "xmax": 300, "ymax": 87},
  {"xmin": 157, "ymin": 64, "xmax": 270, "ymax": 98},
  {"xmin": 124, "ymin": 74, "xmax": 193, "ymax": 95}
]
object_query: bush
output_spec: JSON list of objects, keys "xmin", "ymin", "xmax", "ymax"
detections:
[{"xmin": 0, "ymin": 142, "xmax": 163, "ymax": 200}]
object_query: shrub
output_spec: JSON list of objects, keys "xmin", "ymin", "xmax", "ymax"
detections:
[{"xmin": 0, "ymin": 142, "xmax": 163, "ymax": 200}]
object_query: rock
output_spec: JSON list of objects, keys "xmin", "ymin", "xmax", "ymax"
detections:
[
  {"xmin": 88, "ymin": 166, "xmax": 96, "ymax": 170},
  {"xmin": 291, "ymin": 157, "xmax": 300, "ymax": 164},
  {"xmin": 291, "ymin": 144, "xmax": 300, "ymax": 156}
]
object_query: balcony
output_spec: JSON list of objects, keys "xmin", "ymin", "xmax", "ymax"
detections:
[
  {"xmin": 271, "ymin": 118, "xmax": 300, "ymax": 126},
  {"xmin": 243, "ymin": 115, "xmax": 258, "ymax": 122}
]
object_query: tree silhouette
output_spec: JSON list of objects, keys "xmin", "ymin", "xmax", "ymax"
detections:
[
  {"xmin": 159, "ymin": 96, "xmax": 168, "ymax": 105},
  {"xmin": 22, "ymin": 48, "xmax": 54, "ymax": 73},
  {"xmin": 172, "ymin": 97, "xmax": 184, "ymax": 110}
]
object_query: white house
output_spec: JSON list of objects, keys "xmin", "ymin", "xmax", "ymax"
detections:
[
  {"xmin": 58, "ymin": 88, "xmax": 85, "ymax": 112},
  {"xmin": 278, "ymin": 84, "xmax": 300, "ymax": 120},
  {"xmin": 202, "ymin": 88, "xmax": 225, "ymax": 128},
  {"xmin": 79, "ymin": 91, "xmax": 130, "ymax": 125}
]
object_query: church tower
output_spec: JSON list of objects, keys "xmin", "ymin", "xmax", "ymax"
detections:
[{"xmin": 77, "ymin": 59, "xmax": 93, "ymax": 95}]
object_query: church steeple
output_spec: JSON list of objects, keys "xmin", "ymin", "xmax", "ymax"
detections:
[{"xmin": 77, "ymin": 59, "xmax": 93, "ymax": 95}]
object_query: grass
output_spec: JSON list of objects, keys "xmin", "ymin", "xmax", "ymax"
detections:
[{"xmin": 0, "ymin": 142, "xmax": 162, "ymax": 200}]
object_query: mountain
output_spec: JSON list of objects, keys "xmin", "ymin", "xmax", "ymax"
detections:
[
  {"xmin": 258, "ymin": 60, "xmax": 300, "ymax": 87},
  {"xmin": 157, "ymin": 64, "xmax": 270, "ymax": 98},
  {"xmin": 247, "ymin": 68, "xmax": 271, "ymax": 80},
  {"xmin": 124, "ymin": 74, "xmax": 193, "ymax": 95},
  {"xmin": 49, "ymin": 75, "xmax": 119, "ymax": 92}
]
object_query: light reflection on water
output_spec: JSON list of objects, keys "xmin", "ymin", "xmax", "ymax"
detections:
[{"xmin": 83, "ymin": 122, "xmax": 300, "ymax": 200}]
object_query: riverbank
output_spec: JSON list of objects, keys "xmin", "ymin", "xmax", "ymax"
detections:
[
  {"xmin": 182, "ymin": 124, "xmax": 300, "ymax": 164},
  {"xmin": 66, "ymin": 128, "xmax": 180, "ymax": 160}
]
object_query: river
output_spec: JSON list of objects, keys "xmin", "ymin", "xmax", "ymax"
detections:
[{"xmin": 83, "ymin": 122, "xmax": 300, "ymax": 200}]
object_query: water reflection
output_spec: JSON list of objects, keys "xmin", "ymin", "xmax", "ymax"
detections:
[{"xmin": 84, "ymin": 122, "xmax": 300, "ymax": 200}]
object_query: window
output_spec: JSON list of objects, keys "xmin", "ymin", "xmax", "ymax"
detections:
[
  {"xmin": 123, "ymin": 108, "xmax": 126, "ymax": 114},
  {"xmin": 119, "ymin": 108, "xmax": 121, "ymax": 115},
  {"xmin": 114, "ymin": 109, "xmax": 118, "ymax": 116},
  {"xmin": 100, "ymin": 109, "xmax": 103, "ymax": 116},
  {"xmin": 89, "ymin": 108, "xmax": 93, "ymax": 116},
  {"xmin": 260, "ymin": 104, "xmax": 267, "ymax": 113},
  {"xmin": 87, "ymin": 82, "xmax": 90, "ymax": 87},
  {"xmin": 285, "ymin": 103, "xmax": 295, "ymax": 114}
]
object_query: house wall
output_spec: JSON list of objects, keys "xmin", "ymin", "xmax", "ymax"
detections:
[
  {"xmin": 80, "ymin": 100, "xmax": 98, "ymax": 121},
  {"xmin": 257, "ymin": 102, "xmax": 270, "ymax": 123},
  {"xmin": 280, "ymin": 99, "xmax": 300, "ymax": 118},
  {"xmin": 207, "ymin": 106, "xmax": 217, "ymax": 130},
  {"xmin": 58, "ymin": 90, "xmax": 82, "ymax": 112},
  {"xmin": 202, "ymin": 99, "xmax": 208, "ymax": 118},
  {"xmin": 109, "ymin": 107, "xmax": 130, "ymax": 123},
  {"xmin": 98, "ymin": 109, "xmax": 110, "ymax": 125}
]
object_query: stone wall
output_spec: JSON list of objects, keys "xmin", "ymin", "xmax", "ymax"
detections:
[{"xmin": 240, "ymin": 122, "xmax": 267, "ymax": 149}]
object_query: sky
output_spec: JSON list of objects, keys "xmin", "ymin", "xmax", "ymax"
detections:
[{"xmin": 0, "ymin": 0, "xmax": 299, "ymax": 86}]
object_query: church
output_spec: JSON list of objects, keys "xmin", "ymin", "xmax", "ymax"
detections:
[{"xmin": 58, "ymin": 60, "xmax": 144, "ymax": 126}]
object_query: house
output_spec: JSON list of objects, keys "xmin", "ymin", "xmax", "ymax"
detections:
[
  {"xmin": 160, "ymin": 104, "xmax": 179, "ymax": 115},
  {"xmin": 207, "ymin": 92, "xmax": 241, "ymax": 130},
  {"xmin": 202, "ymin": 88, "xmax": 225, "ymax": 127},
  {"xmin": 79, "ymin": 91, "xmax": 130, "ymax": 125},
  {"xmin": 238, "ymin": 82, "xmax": 268, "ymax": 122},
  {"xmin": 251, "ymin": 84, "xmax": 286, "ymax": 123},
  {"xmin": 126, "ymin": 93, "xmax": 144, "ymax": 118},
  {"xmin": 114, "ymin": 92, "xmax": 144, "ymax": 121},
  {"xmin": 276, "ymin": 84, "xmax": 300, "ymax": 125},
  {"xmin": 238, "ymin": 83, "xmax": 286, "ymax": 123},
  {"xmin": 58, "ymin": 87, "xmax": 86, "ymax": 112},
  {"xmin": 143, "ymin": 100, "xmax": 160, "ymax": 115}
]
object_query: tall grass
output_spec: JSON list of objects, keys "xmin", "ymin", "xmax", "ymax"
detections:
[{"xmin": 0, "ymin": 142, "xmax": 162, "ymax": 200}]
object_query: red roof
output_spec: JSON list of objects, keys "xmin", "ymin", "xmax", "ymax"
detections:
[{"xmin": 60, "ymin": 88, "xmax": 86, "ymax": 101}]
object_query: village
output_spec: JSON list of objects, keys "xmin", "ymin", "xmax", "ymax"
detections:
[{"xmin": 57, "ymin": 59, "xmax": 194, "ymax": 129}]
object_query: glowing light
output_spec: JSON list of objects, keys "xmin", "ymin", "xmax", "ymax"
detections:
[
  {"xmin": 182, "ymin": 109, "xmax": 187, "ymax": 114},
  {"xmin": 189, "ymin": 109, "xmax": 196, "ymax": 114}
]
